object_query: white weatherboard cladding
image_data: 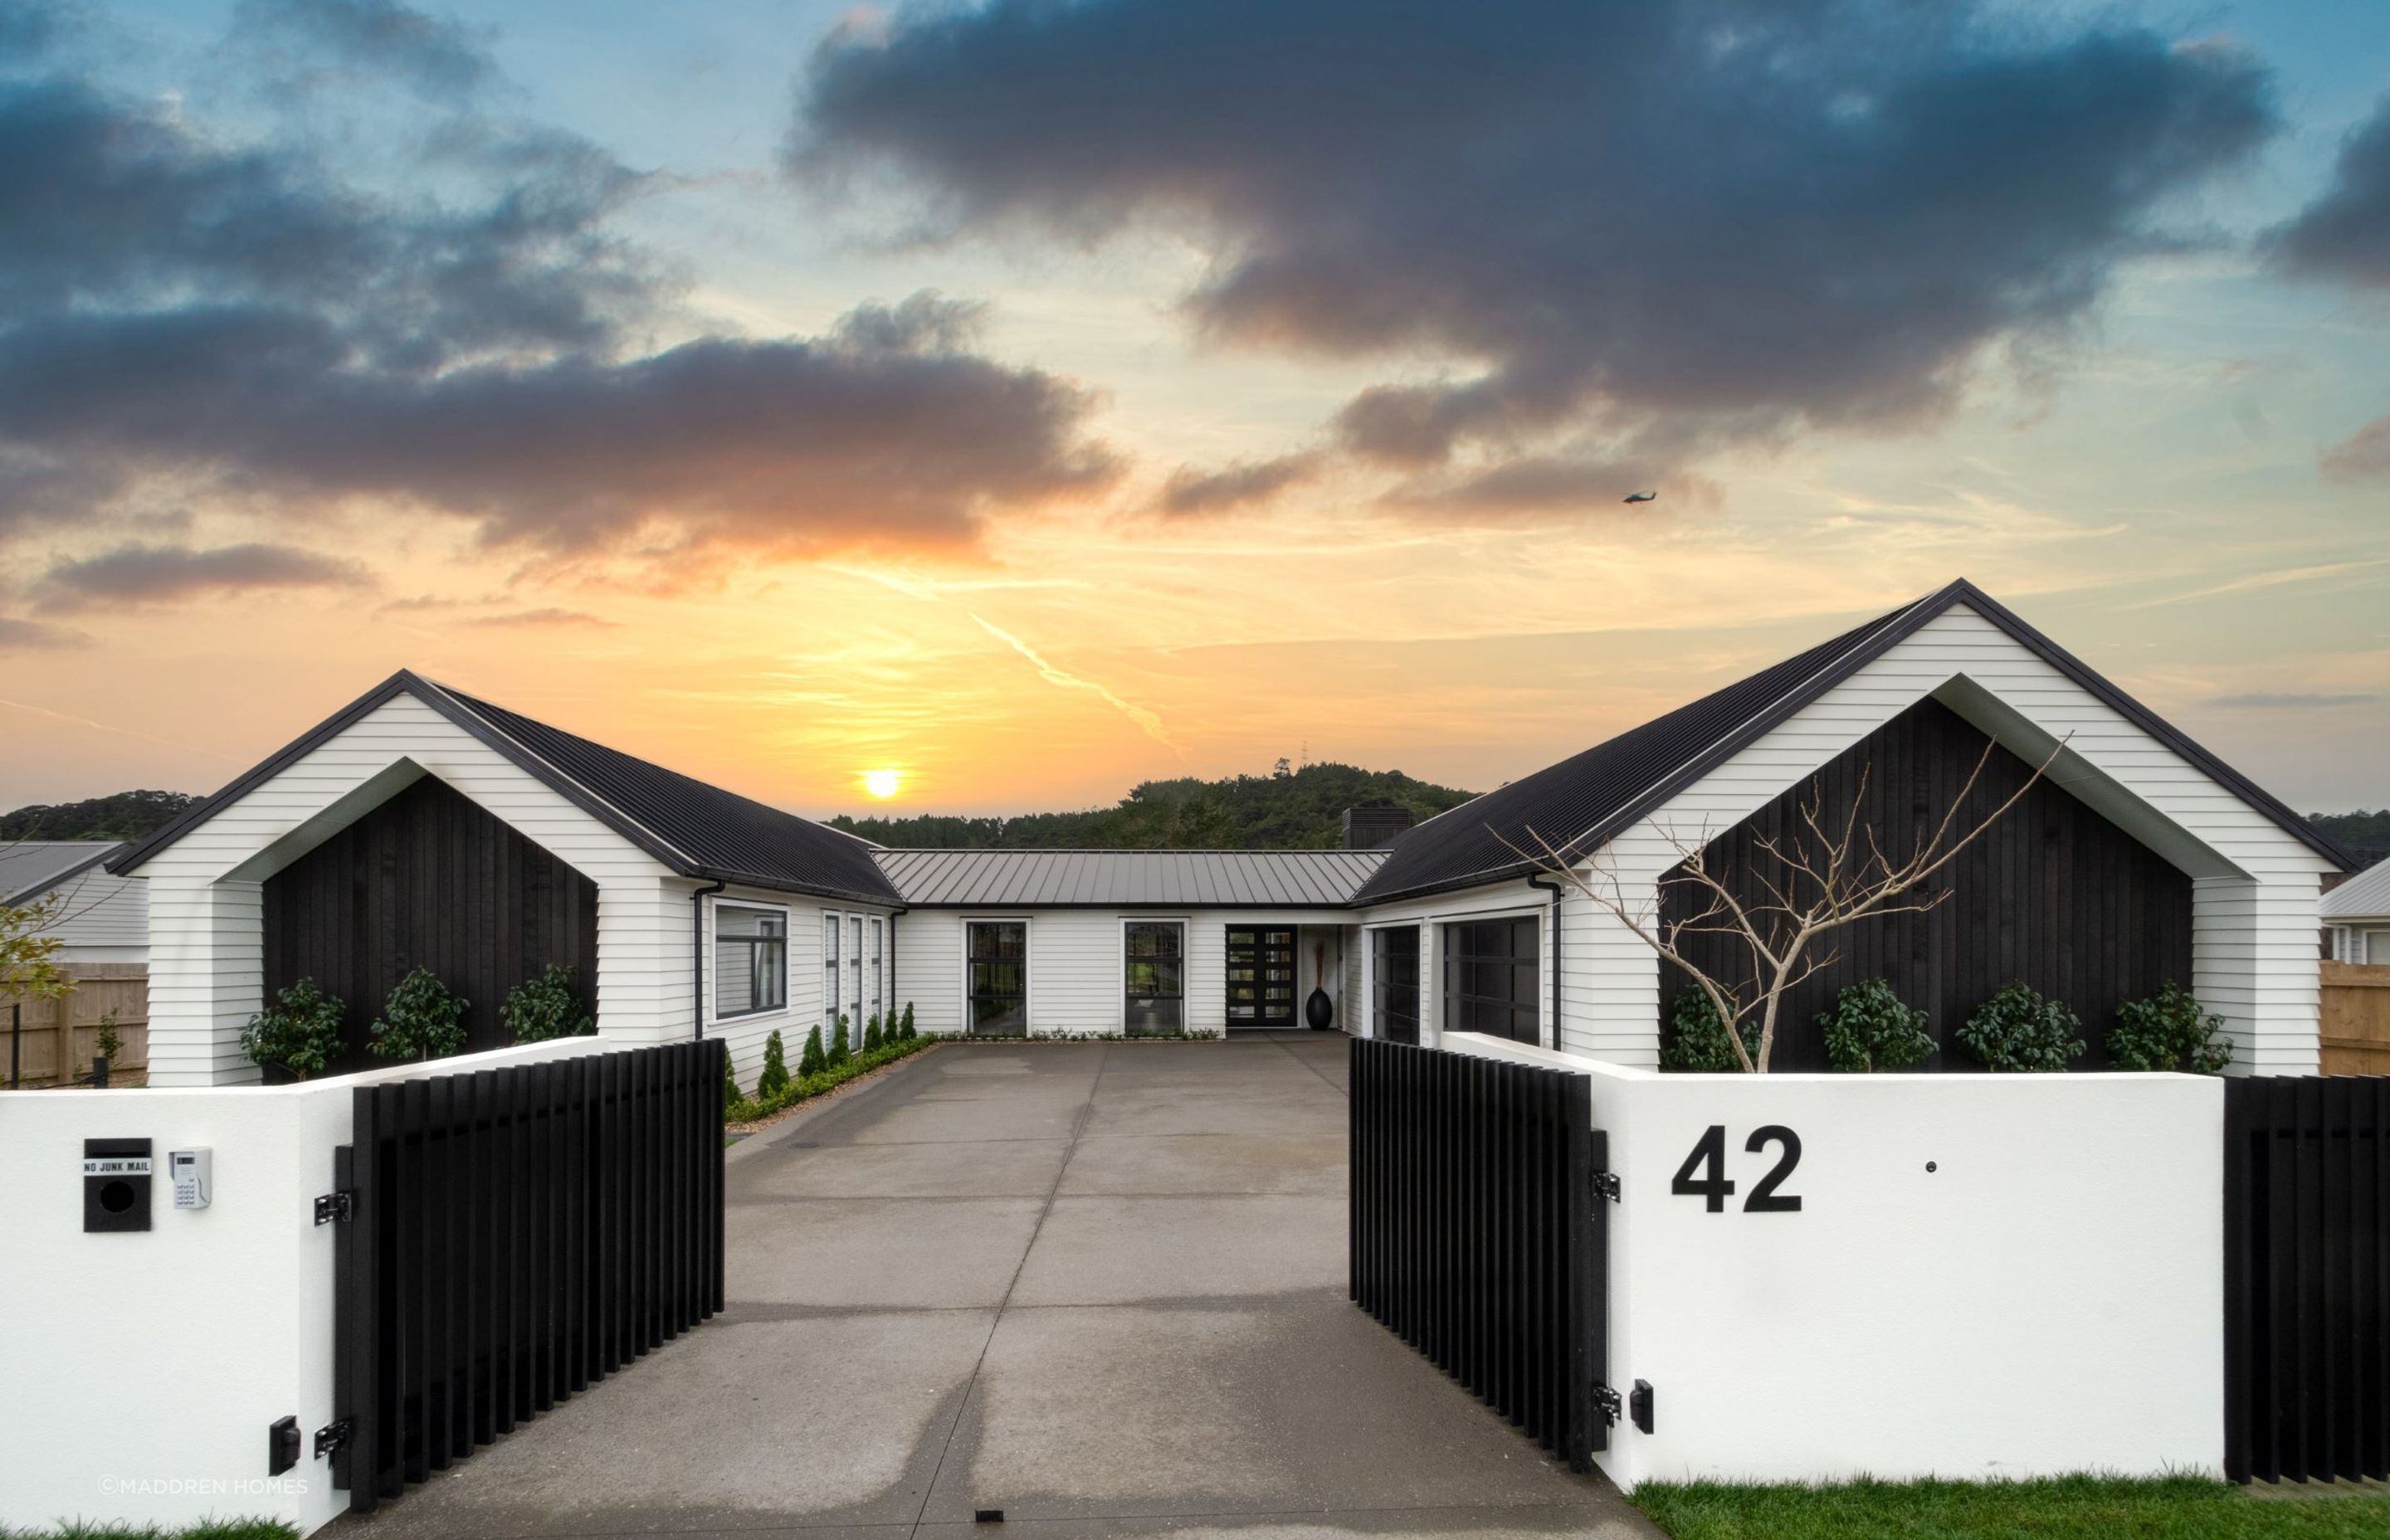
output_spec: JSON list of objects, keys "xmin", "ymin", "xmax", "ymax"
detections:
[
  {"xmin": 1351, "ymin": 877, "xmax": 1557, "ymax": 1048},
  {"xmin": 893, "ymin": 908, "xmax": 1350, "ymax": 1036},
  {"xmin": 41, "ymin": 862, "xmax": 149, "ymax": 962},
  {"xmin": 1445, "ymin": 1032, "xmax": 2222, "ymax": 1490},
  {"xmin": 698, "ymin": 889, "xmax": 895, "ymax": 1090},
  {"xmin": 138, "ymin": 693, "xmax": 677, "ymax": 1084},
  {"xmin": 1561, "ymin": 603, "xmax": 2333, "ymax": 1071}
]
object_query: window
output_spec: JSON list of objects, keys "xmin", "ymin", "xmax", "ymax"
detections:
[
  {"xmin": 966, "ymin": 921, "xmax": 1028, "ymax": 1036},
  {"xmin": 1441, "ymin": 915, "xmax": 1540, "ymax": 1045},
  {"xmin": 715, "ymin": 904, "xmax": 787, "ymax": 1018},
  {"xmin": 870, "ymin": 917, "xmax": 885, "ymax": 1026},
  {"xmin": 1225, "ymin": 925, "xmax": 1297, "ymax": 1026},
  {"xmin": 849, "ymin": 915, "xmax": 864, "ymax": 1032},
  {"xmin": 1124, "ymin": 921, "xmax": 1185, "ymax": 1035},
  {"xmin": 2368, "ymin": 929, "xmax": 2390, "ymax": 967},
  {"xmin": 1371, "ymin": 925, "xmax": 1421, "ymax": 1045},
  {"xmin": 823, "ymin": 914, "xmax": 841, "ymax": 1031}
]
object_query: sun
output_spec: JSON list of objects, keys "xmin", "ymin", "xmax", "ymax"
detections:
[{"xmin": 863, "ymin": 768, "xmax": 902, "ymax": 799}]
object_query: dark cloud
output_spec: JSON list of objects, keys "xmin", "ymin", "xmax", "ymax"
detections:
[
  {"xmin": 1383, "ymin": 456, "xmax": 1708, "ymax": 519},
  {"xmin": 2206, "ymin": 691, "xmax": 2377, "ymax": 709},
  {"xmin": 2321, "ymin": 416, "xmax": 2390, "ymax": 480},
  {"xmin": 1158, "ymin": 451, "xmax": 1320, "ymax": 516},
  {"xmin": 232, "ymin": 0, "xmax": 498, "ymax": 104},
  {"xmin": 2269, "ymin": 95, "xmax": 2390, "ymax": 288},
  {"xmin": 39, "ymin": 542, "xmax": 368, "ymax": 608},
  {"xmin": 0, "ymin": 1, "xmax": 1115, "ymax": 560},
  {"xmin": 798, "ymin": 0, "xmax": 2275, "ymax": 471},
  {"xmin": 0, "ymin": 614, "xmax": 89, "ymax": 650}
]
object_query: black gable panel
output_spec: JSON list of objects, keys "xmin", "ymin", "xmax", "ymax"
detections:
[
  {"xmin": 1355, "ymin": 601, "xmax": 1921, "ymax": 903},
  {"xmin": 436, "ymin": 685, "xmax": 900, "ymax": 904}
]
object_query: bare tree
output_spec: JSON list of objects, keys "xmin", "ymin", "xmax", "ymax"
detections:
[{"xmin": 1506, "ymin": 734, "xmax": 2067, "ymax": 1073}]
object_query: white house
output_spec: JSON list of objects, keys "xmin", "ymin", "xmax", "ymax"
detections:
[
  {"xmin": 2324, "ymin": 859, "xmax": 2390, "ymax": 963},
  {"xmin": 1, "ymin": 840, "xmax": 146, "ymax": 963},
  {"xmin": 110, "ymin": 579, "xmax": 2352, "ymax": 1084}
]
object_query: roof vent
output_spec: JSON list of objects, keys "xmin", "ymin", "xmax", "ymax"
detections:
[{"xmin": 1342, "ymin": 802, "xmax": 1414, "ymax": 850}]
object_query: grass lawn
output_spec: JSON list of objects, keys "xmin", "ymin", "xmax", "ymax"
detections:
[
  {"xmin": 1632, "ymin": 1474, "xmax": 2390, "ymax": 1538},
  {"xmin": 1, "ymin": 1523, "xmax": 295, "ymax": 1539}
]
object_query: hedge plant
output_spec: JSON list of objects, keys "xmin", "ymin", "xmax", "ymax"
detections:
[
  {"xmin": 758, "ymin": 1028, "xmax": 791, "ymax": 1100},
  {"xmin": 369, "ymin": 967, "xmax": 469, "ymax": 1062},
  {"xmin": 725, "ymin": 1030, "xmax": 937, "ymax": 1124},
  {"xmin": 1660, "ymin": 988, "xmax": 1748, "ymax": 1072},
  {"xmin": 898, "ymin": 1001, "xmax": 916, "ymax": 1040},
  {"xmin": 863, "ymin": 1012, "xmax": 883, "ymax": 1053},
  {"xmin": 2107, "ymin": 982, "xmax": 2232, "ymax": 1075},
  {"xmin": 827, "ymin": 1013, "xmax": 851, "ymax": 1070},
  {"xmin": 241, "ymin": 977, "xmax": 347, "ymax": 1079},
  {"xmin": 1818, "ymin": 977, "xmax": 1935, "ymax": 1074},
  {"xmin": 500, "ymin": 962, "xmax": 591, "ymax": 1043},
  {"xmin": 1956, "ymin": 982, "xmax": 2084, "ymax": 1072},
  {"xmin": 798, "ymin": 1022, "xmax": 827, "ymax": 1077},
  {"xmin": 723, "ymin": 1050, "xmax": 743, "ymax": 1110}
]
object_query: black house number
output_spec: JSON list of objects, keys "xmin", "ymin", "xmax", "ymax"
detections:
[{"xmin": 1670, "ymin": 1124, "xmax": 1803, "ymax": 1213}]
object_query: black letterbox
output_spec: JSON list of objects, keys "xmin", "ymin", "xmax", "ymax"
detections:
[{"xmin": 84, "ymin": 1137, "xmax": 153, "ymax": 1233}]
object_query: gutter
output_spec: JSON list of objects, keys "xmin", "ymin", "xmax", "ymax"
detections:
[
  {"xmin": 690, "ymin": 879, "xmax": 726, "ymax": 1040},
  {"xmin": 1525, "ymin": 873, "xmax": 1563, "ymax": 1050}
]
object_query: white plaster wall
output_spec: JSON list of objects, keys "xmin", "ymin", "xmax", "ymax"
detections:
[
  {"xmin": 1443, "ymin": 1032, "xmax": 2222, "ymax": 1491},
  {"xmin": 1563, "ymin": 603, "xmax": 2334, "ymax": 1071},
  {"xmin": 0, "ymin": 1037, "xmax": 615, "ymax": 1538},
  {"xmin": 135, "ymin": 693, "xmax": 681, "ymax": 1084},
  {"xmin": 892, "ymin": 908, "xmax": 1353, "ymax": 1036}
]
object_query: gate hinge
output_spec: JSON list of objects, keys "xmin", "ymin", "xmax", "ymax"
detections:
[
  {"xmin": 313, "ymin": 1189, "xmax": 354, "ymax": 1226},
  {"xmin": 313, "ymin": 1418, "xmax": 353, "ymax": 1460},
  {"xmin": 1591, "ymin": 1171, "xmax": 1621, "ymax": 1204},
  {"xmin": 1592, "ymin": 1382, "xmax": 1622, "ymax": 1427}
]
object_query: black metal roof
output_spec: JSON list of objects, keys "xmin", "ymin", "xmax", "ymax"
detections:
[
  {"xmin": 111, "ymin": 670, "xmax": 904, "ymax": 905},
  {"xmin": 1354, "ymin": 578, "xmax": 2354, "ymax": 904}
]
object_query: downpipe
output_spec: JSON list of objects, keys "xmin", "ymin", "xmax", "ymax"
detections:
[
  {"xmin": 1526, "ymin": 874, "xmax": 1563, "ymax": 1050},
  {"xmin": 690, "ymin": 878, "xmax": 726, "ymax": 1040}
]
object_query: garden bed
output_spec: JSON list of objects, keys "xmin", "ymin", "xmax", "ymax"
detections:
[{"xmin": 1631, "ymin": 1474, "xmax": 2389, "ymax": 1539}]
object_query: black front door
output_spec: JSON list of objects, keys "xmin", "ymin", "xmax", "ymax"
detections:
[
  {"xmin": 1225, "ymin": 924, "xmax": 1297, "ymax": 1027},
  {"xmin": 966, "ymin": 920, "xmax": 1028, "ymax": 1036}
]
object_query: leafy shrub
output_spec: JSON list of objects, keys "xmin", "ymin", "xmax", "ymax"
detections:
[
  {"xmin": 898, "ymin": 1001, "xmax": 916, "ymax": 1040},
  {"xmin": 725, "ymin": 1027, "xmax": 938, "ymax": 1123},
  {"xmin": 500, "ymin": 962, "xmax": 591, "ymax": 1043},
  {"xmin": 758, "ymin": 1029, "xmax": 790, "ymax": 1100},
  {"xmin": 863, "ymin": 1012, "xmax": 883, "ymax": 1053},
  {"xmin": 1660, "ymin": 988, "xmax": 1748, "ymax": 1072},
  {"xmin": 2107, "ymin": 982, "xmax": 2231, "ymax": 1075},
  {"xmin": 369, "ymin": 967, "xmax": 469, "ymax": 1062},
  {"xmin": 95, "ymin": 1007, "xmax": 124, "ymax": 1069},
  {"xmin": 798, "ymin": 1023, "xmax": 827, "ymax": 1077},
  {"xmin": 1956, "ymin": 982, "xmax": 2084, "ymax": 1072},
  {"xmin": 241, "ymin": 977, "xmax": 346, "ymax": 1079},
  {"xmin": 828, "ymin": 1013, "xmax": 851, "ymax": 1069},
  {"xmin": 1818, "ymin": 977, "xmax": 1935, "ymax": 1073},
  {"xmin": 723, "ymin": 1050, "xmax": 743, "ymax": 1110}
]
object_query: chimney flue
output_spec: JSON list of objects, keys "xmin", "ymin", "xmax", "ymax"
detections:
[{"xmin": 1342, "ymin": 802, "xmax": 1413, "ymax": 850}]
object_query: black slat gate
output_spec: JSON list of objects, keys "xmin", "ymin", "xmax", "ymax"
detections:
[
  {"xmin": 2223, "ymin": 1074, "xmax": 2389, "ymax": 1484},
  {"xmin": 329, "ymin": 1040, "xmax": 727, "ymax": 1511},
  {"xmin": 1349, "ymin": 1036, "xmax": 1608, "ymax": 1469}
]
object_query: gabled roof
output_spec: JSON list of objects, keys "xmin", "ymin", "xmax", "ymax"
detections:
[
  {"xmin": 1354, "ymin": 578, "xmax": 2354, "ymax": 904},
  {"xmin": 110, "ymin": 671, "xmax": 903, "ymax": 906},
  {"xmin": 2323, "ymin": 858, "xmax": 2390, "ymax": 921},
  {"xmin": 1, "ymin": 841, "xmax": 123, "ymax": 907},
  {"xmin": 876, "ymin": 847, "xmax": 1384, "ymax": 908}
]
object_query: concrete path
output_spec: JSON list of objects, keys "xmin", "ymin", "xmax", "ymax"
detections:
[{"xmin": 335, "ymin": 1035, "xmax": 1656, "ymax": 1540}]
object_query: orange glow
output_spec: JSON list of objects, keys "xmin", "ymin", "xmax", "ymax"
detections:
[{"xmin": 864, "ymin": 768, "xmax": 902, "ymax": 798}]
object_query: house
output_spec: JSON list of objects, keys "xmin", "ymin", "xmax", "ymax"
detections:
[
  {"xmin": 1, "ymin": 840, "xmax": 144, "ymax": 963},
  {"xmin": 109, "ymin": 578, "xmax": 2353, "ymax": 1084},
  {"xmin": 2, "ymin": 840, "xmax": 150, "ymax": 1082},
  {"xmin": 2324, "ymin": 860, "xmax": 2390, "ymax": 964}
]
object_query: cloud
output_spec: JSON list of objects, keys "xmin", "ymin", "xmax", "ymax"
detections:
[
  {"xmin": 797, "ymin": 1, "xmax": 2275, "ymax": 475},
  {"xmin": 1383, "ymin": 456, "xmax": 1712, "ymax": 519},
  {"xmin": 2206, "ymin": 692, "xmax": 2378, "ymax": 709},
  {"xmin": 39, "ymin": 542, "xmax": 368, "ymax": 609},
  {"xmin": 0, "ymin": 614, "xmax": 88, "ymax": 650},
  {"xmin": 232, "ymin": 0, "xmax": 499, "ymax": 105},
  {"xmin": 2322, "ymin": 415, "xmax": 2390, "ymax": 480},
  {"xmin": 0, "ymin": 2, "xmax": 1115, "ymax": 560},
  {"xmin": 455, "ymin": 607, "xmax": 616, "ymax": 628},
  {"xmin": 2269, "ymin": 95, "xmax": 2390, "ymax": 288},
  {"xmin": 1158, "ymin": 451, "xmax": 1321, "ymax": 516}
]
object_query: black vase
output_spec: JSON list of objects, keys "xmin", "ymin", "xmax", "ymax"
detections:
[{"xmin": 1305, "ymin": 987, "xmax": 1334, "ymax": 1031}]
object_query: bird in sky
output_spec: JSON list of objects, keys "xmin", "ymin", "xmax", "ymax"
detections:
[{"xmin": 1622, "ymin": 490, "xmax": 1657, "ymax": 504}]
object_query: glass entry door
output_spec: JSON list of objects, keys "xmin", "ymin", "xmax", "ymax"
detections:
[
  {"xmin": 966, "ymin": 920, "xmax": 1028, "ymax": 1036},
  {"xmin": 1225, "ymin": 924, "xmax": 1297, "ymax": 1027},
  {"xmin": 1123, "ymin": 921, "xmax": 1184, "ymax": 1036}
]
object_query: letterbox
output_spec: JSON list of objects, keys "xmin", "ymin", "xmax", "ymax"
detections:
[{"xmin": 83, "ymin": 1137, "xmax": 153, "ymax": 1233}]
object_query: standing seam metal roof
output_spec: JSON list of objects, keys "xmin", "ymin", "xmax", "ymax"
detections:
[
  {"xmin": 873, "ymin": 847, "xmax": 1386, "ymax": 907},
  {"xmin": 1, "ymin": 841, "xmax": 124, "ymax": 907}
]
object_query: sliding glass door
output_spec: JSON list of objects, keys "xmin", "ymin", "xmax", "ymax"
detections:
[{"xmin": 965, "ymin": 920, "xmax": 1028, "ymax": 1036}]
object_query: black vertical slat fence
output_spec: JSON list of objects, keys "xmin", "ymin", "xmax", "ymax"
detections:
[
  {"xmin": 1349, "ymin": 1036, "xmax": 1606, "ymax": 1469},
  {"xmin": 2223, "ymin": 1074, "xmax": 2389, "ymax": 1485},
  {"xmin": 332, "ymin": 1040, "xmax": 726, "ymax": 1512}
]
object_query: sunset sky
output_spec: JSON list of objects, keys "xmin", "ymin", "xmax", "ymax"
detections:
[{"xmin": 2, "ymin": 0, "xmax": 2385, "ymax": 821}]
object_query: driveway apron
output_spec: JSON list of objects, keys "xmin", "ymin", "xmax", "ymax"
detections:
[{"xmin": 333, "ymin": 1035, "xmax": 1656, "ymax": 1540}]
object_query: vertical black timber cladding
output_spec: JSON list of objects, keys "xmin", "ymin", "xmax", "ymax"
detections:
[
  {"xmin": 2223, "ymin": 1075, "xmax": 2390, "ymax": 1485},
  {"xmin": 329, "ymin": 1045, "xmax": 725, "ymax": 1515},
  {"xmin": 1347, "ymin": 1036, "xmax": 1605, "ymax": 1470}
]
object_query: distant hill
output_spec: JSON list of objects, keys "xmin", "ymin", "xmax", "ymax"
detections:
[
  {"xmin": 830, "ymin": 762, "xmax": 1478, "ymax": 850},
  {"xmin": 2312, "ymin": 810, "xmax": 2389, "ymax": 870},
  {"xmin": 0, "ymin": 790, "xmax": 198, "ymax": 844}
]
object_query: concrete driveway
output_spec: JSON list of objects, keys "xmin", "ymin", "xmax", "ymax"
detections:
[{"xmin": 336, "ymin": 1035, "xmax": 1655, "ymax": 1540}]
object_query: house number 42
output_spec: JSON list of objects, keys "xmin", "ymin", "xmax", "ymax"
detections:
[{"xmin": 1670, "ymin": 1124, "xmax": 1803, "ymax": 1213}]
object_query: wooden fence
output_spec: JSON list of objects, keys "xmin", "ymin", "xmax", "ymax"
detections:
[
  {"xmin": 2323, "ymin": 963, "xmax": 2390, "ymax": 1077},
  {"xmin": 2, "ymin": 963, "xmax": 149, "ymax": 1086}
]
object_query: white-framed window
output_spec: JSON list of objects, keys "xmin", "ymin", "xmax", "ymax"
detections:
[
  {"xmin": 823, "ymin": 913, "xmax": 841, "ymax": 1031},
  {"xmin": 715, "ymin": 903, "xmax": 788, "ymax": 1019},
  {"xmin": 869, "ymin": 917, "xmax": 885, "ymax": 1026},
  {"xmin": 1123, "ymin": 918, "xmax": 1186, "ymax": 1036},
  {"xmin": 849, "ymin": 915, "xmax": 864, "ymax": 1033}
]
